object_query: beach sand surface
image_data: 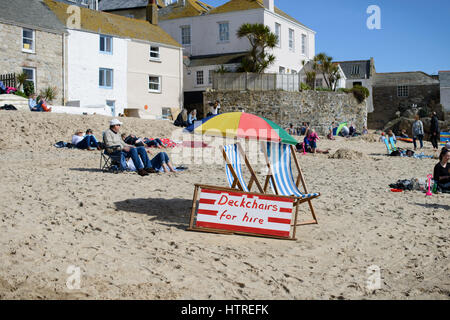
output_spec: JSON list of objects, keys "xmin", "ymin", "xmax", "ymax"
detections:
[{"xmin": 0, "ymin": 111, "xmax": 448, "ymax": 299}]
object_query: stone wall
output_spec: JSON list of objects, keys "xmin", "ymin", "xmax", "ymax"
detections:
[
  {"xmin": 369, "ymin": 84, "xmax": 440, "ymax": 130},
  {"xmin": 0, "ymin": 22, "xmax": 64, "ymax": 104},
  {"xmin": 203, "ymin": 90, "xmax": 368, "ymax": 136}
]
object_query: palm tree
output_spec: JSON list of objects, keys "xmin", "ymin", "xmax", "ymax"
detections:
[
  {"xmin": 236, "ymin": 23, "xmax": 278, "ymax": 73},
  {"xmin": 16, "ymin": 72, "xmax": 28, "ymax": 91},
  {"xmin": 312, "ymin": 53, "xmax": 341, "ymax": 91}
]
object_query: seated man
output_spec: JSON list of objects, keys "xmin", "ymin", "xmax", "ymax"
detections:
[{"xmin": 104, "ymin": 119, "xmax": 154, "ymax": 176}]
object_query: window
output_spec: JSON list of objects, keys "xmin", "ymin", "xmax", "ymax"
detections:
[
  {"xmin": 275, "ymin": 23, "xmax": 281, "ymax": 47},
  {"xmin": 22, "ymin": 67, "xmax": 36, "ymax": 91},
  {"xmin": 218, "ymin": 22, "xmax": 229, "ymax": 42},
  {"xmin": 99, "ymin": 68, "xmax": 113, "ymax": 88},
  {"xmin": 100, "ymin": 35, "xmax": 113, "ymax": 54},
  {"xmin": 196, "ymin": 71, "xmax": 204, "ymax": 85},
  {"xmin": 181, "ymin": 25, "xmax": 191, "ymax": 45},
  {"xmin": 149, "ymin": 76, "xmax": 161, "ymax": 93},
  {"xmin": 288, "ymin": 29, "xmax": 295, "ymax": 51},
  {"xmin": 279, "ymin": 66, "xmax": 285, "ymax": 74},
  {"xmin": 22, "ymin": 28, "xmax": 35, "ymax": 53},
  {"xmin": 351, "ymin": 65, "xmax": 360, "ymax": 75},
  {"xmin": 397, "ymin": 85, "xmax": 409, "ymax": 97},
  {"xmin": 301, "ymin": 34, "xmax": 307, "ymax": 55},
  {"xmin": 208, "ymin": 70, "xmax": 213, "ymax": 84},
  {"xmin": 150, "ymin": 46, "xmax": 160, "ymax": 60}
]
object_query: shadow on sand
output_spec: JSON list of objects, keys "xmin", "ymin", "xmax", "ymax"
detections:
[
  {"xmin": 114, "ymin": 197, "xmax": 193, "ymax": 230},
  {"xmin": 414, "ymin": 202, "xmax": 450, "ymax": 211}
]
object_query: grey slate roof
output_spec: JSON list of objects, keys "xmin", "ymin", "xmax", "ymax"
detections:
[
  {"xmin": 336, "ymin": 60, "xmax": 371, "ymax": 79},
  {"xmin": 56, "ymin": 0, "xmax": 90, "ymax": 7},
  {"xmin": 374, "ymin": 72, "xmax": 440, "ymax": 87},
  {"xmin": 439, "ymin": 71, "xmax": 450, "ymax": 87},
  {"xmin": 187, "ymin": 52, "xmax": 247, "ymax": 67},
  {"xmin": 0, "ymin": 0, "xmax": 66, "ymax": 33},
  {"xmin": 99, "ymin": 0, "xmax": 148, "ymax": 10}
]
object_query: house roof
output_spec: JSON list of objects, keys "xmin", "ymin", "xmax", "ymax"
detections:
[
  {"xmin": 208, "ymin": 0, "xmax": 309, "ymax": 30},
  {"xmin": 0, "ymin": 0, "xmax": 66, "ymax": 34},
  {"xmin": 98, "ymin": 0, "xmax": 166, "ymax": 11},
  {"xmin": 44, "ymin": 0, "xmax": 181, "ymax": 47},
  {"xmin": 187, "ymin": 52, "xmax": 247, "ymax": 67},
  {"xmin": 335, "ymin": 60, "xmax": 372, "ymax": 79},
  {"xmin": 159, "ymin": 0, "xmax": 214, "ymax": 21},
  {"xmin": 373, "ymin": 71, "xmax": 440, "ymax": 87}
]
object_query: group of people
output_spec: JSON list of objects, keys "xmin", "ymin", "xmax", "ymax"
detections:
[
  {"xmin": 28, "ymin": 94, "xmax": 52, "ymax": 112},
  {"xmin": 173, "ymin": 100, "xmax": 222, "ymax": 128},
  {"xmin": 326, "ymin": 122, "xmax": 367, "ymax": 140}
]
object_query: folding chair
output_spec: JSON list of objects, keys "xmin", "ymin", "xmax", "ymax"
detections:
[
  {"xmin": 99, "ymin": 131, "xmax": 126, "ymax": 173},
  {"xmin": 221, "ymin": 143, "xmax": 264, "ymax": 193},
  {"xmin": 262, "ymin": 142, "xmax": 320, "ymax": 225}
]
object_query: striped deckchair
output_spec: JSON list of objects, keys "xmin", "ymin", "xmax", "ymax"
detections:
[
  {"xmin": 389, "ymin": 136, "xmax": 397, "ymax": 151},
  {"xmin": 263, "ymin": 142, "xmax": 320, "ymax": 225},
  {"xmin": 440, "ymin": 132, "xmax": 450, "ymax": 147},
  {"xmin": 383, "ymin": 137, "xmax": 392, "ymax": 154},
  {"xmin": 222, "ymin": 143, "xmax": 264, "ymax": 193}
]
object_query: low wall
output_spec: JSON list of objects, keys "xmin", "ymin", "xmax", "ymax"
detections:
[{"xmin": 203, "ymin": 90, "xmax": 367, "ymax": 136}]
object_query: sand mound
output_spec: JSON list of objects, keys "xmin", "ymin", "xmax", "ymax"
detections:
[{"xmin": 328, "ymin": 148, "xmax": 367, "ymax": 160}]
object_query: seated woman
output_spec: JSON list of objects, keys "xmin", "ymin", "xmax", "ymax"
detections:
[
  {"xmin": 75, "ymin": 129, "xmax": 99, "ymax": 150},
  {"xmin": 174, "ymin": 109, "xmax": 188, "ymax": 127},
  {"xmin": 433, "ymin": 148, "xmax": 450, "ymax": 193},
  {"xmin": 28, "ymin": 94, "xmax": 51, "ymax": 112},
  {"xmin": 147, "ymin": 150, "xmax": 177, "ymax": 173},
  {"xmin": 72, "ymin": 130, "xmax": 84, "ymax": 146}
]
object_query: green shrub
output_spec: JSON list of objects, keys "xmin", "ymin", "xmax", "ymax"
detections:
[
  {"xmin": 418, "ymin": 107, "xmax": 429, "ymax": 118},
  {"xmin": 300, "ymin": 82, "xmax": 311, "ymax": 91},
  {"xmin": 351, "ymin": 85, "xmax": 370, "ymax": 103},
  {"xmin": 337, "ymin": 88, "xmax": 352, "ymax": 94},
  {"xmin": 23, "ymin": 81, "xmax": 35, "ymax": 97},
  {"xmin": 14, "ymin": 90, "xmax": 28, "ymax": 99},
  {"xmin": 315, "ymin": 87, "xmax": 333, "ymax": 92},
  {"xmin": 39, "ymin": 86, "xmax": 58, "ymax": 103}
]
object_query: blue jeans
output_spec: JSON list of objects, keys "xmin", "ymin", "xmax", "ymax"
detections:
[
  {"xmin": 413, "ymin": 135, "xmax": 424, "ymax": 149},
  {"xmin": 76, "ymin": 135, "xmax": 98, "ymax": 149},
  {"xmin": 145, "ymin": 138, "xmax": 163, "ymax": 148},
  {"xmin": 30, "ymin": 101, "xmax": 44, "ymax": 112},
  {"xmin": 150, "ymin": 152, "xmax": 170, "ymax": 171},
  {"xmin": 122, "ymin": 146, "xmax": 151, "ymax": 171}
]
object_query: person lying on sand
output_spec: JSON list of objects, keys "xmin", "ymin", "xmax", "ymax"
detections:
[
  {"xmin": 74, "ymin": 129, "xmax": 99, "ymax": 150},
  {"xmin": 122, "ymin": 133, "xmax": 164, "ymax": 149}
]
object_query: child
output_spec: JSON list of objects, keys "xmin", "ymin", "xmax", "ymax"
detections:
[{"xmin": 307, "ymin": 128, "xmax": 319, "ymax": 154}]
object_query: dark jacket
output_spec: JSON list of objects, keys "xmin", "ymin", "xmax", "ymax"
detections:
[
  {"xmin": 174, "ymin": 113, "xmax": 188, "ymax": 127},
  {"xmin": 430, "ymin": 115, "xmax": 439, "ymax": 133}
]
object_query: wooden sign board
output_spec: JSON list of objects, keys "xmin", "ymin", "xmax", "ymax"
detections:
[{"xmin": 188, "ymin": 185, "xmax": 298, "ymax": 240}]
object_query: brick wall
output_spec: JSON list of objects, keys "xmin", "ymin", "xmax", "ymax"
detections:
[
  {"xmin": 0, "ymin": 22, "xmax": 64, "ymax": 104},
  {"xmin": 203, "ymin": 90, "xmax": 368, "ymax": 136}
]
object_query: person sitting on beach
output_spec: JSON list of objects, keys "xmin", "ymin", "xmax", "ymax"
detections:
[
  {"xmin": 433, "ymin": 148, "xmax": 450, "ymax": 193},
  {"xmin": 188, "ymin": 109, "xmax": 197, "ymax": 126},
  {"xmin": 75, "ymin": 129, "xmax": 99, "ymax": 150},
  {"xmin": 362, "ymin": 126, "xmax": 369, "ymax": 135},
  {"xmin": 287, "ymin": 123, "xmax": 295, "ymax": 135},
  {"xmin": 339, "ymin": 125, "xmax": 350, "ymax": 137},
  {"xmin": 28, "ymin": 94, "xmax": 46, "ymax": 112},
  {"xmin": 174, "ymin": 109, "xmax": 188, "ymax": 127},
  {"xmin": 327, "ymin": 121, "xmax": 336, "ymax": 140},
  {"xmin": 379, "ymin": 132, "xmax": 387, "ymax": 143},
  {"xmin": 387, "ymin": 130, "xmax": 397, "ymax": 143},
  {"xmin": 349, "ymin": 123, "xmax": 356, "ymax": 136},
  {"xmin": 307, "ymin": 128, "xmax": 319, "ymax": 154},
  {"xmin": 399, "ymin": 129, "xmax": 409, "ymax": 138}
]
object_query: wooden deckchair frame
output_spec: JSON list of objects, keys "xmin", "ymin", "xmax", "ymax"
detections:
[
  {"xmin": 221, "ymin": 142, "xmax": 264, "ymax": 193},
  {"xmin": 262, "ymin": 143, "xmax": 319, "ymax": 226}
]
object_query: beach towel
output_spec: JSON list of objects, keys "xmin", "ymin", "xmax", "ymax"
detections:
[{"xmin": 440, "ymin": 132, "xmax": 450, "ymax": 147}]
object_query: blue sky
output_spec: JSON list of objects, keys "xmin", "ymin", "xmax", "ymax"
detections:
[{"xmin": 205, "ymin": 0, "xmax": 450, "ymax": 74}]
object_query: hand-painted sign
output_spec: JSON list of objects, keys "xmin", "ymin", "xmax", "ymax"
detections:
[{"xmin": 195, "ymin": 188, "xmax": 294, "ymax": 238}]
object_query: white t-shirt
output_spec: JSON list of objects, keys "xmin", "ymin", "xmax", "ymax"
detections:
[{"xmin": 72, "ymin": 135, "xmax": 84, "ymax": 145}]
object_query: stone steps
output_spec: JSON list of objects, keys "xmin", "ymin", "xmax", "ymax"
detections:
[{"xmin": 0, "ymin": 94, "xmax": 29, "ymax": 111}]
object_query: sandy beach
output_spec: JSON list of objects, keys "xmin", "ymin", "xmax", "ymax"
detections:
[{"xmin": 0, "ymin": 110, "xmax": 448, "ymax": 300}]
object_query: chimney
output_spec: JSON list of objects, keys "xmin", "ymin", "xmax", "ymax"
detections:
[
  {"xmin": 264, "ymin": 0, "xmax": 274, "ymax": 12},
  {"xmin": 146, "ymin": 0, "xmax": 158, "ymax": 25}
]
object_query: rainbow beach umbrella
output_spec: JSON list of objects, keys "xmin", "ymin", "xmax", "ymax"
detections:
[{"xmin": 184, "ymin": 112, "xmax": 297, "ymax": 145}]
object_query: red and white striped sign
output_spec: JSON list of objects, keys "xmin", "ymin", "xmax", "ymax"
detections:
[{"xmin": 196, "ymin": 188, "xmax": 294, "ymax": 238}]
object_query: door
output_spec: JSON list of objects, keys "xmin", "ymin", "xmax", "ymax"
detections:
[{"xmin": 106, "ymin": 100, "xmax": 115, "ymax": 116}]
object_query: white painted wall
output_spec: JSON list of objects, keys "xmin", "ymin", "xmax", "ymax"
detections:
[
  {"xmin": 441, "ymin": 88, "xmax": 450, "ymax": 113},
  {"xmin": 66, "ymin": 29, "xmax": 127, "ymax": 116},
  {"xmin": 127, "ymin": 40, "xmax": 183, "ymax": 118}
]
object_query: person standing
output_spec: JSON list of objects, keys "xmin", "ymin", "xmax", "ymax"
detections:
[
  {"xmin": 430, "ymin": 112, "xmax": 440, "ymax": 150},
  {"xmin": 412, "ymin": 114, "xmax": 424, "ymax": 150}
]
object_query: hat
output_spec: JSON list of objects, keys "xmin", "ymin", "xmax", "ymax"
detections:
[{"xmin": 110, "ymin": 119, "xmax": 122, "ymax": 126}]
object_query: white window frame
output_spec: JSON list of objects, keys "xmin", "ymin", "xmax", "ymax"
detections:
[
  {"xmin": 22, "ymin": 28, "xmax": 35, "ymax": 53},
  {"xmin": 196, "ymin": 70, "xmax": 204, "ymax": 86},
  {"xmin": 181, "ymin": 25, "xmax": 191, "ymax": 46},
  {"xmin": 99, "ymin": 68, "xmax": 113, "ymax": 89},
  {"xmin": 288, "ymin": 28, "xmax": 295, "ymax": 52},
  {"xmin": 275, "ymin": 23, "xmax": 281, "ymax": 47},
  {"xmin": 99, "ymin": 35, "xmax": 113, "ymax": 54},
  {"xmin": 150, "ymin": 46, "xmax": 160, "ymax": 61},
  {"xmin": 301, "ymin": 34, "xmax": 307, "ymax": 55},
  {"xmin": 149, "ymin": 75, "xmax": 162, "ymax": 93},
  {"xmin": 218, "ymin": 22, "xmax": 230, "ymax": 43},
  {"xmin": 397, "ymin": 85, "xmax": 409, "ymax": 97},
  {"xmin": 22, "ymin": 67, "xmax": 36, "ymax": 91}
]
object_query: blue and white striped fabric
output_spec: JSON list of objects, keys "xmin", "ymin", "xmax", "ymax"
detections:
[
  {"xmin": 224, "ymin": 144, "xmax": 249, "ymax": 192},
  {"xmin": 266, "ymin": 142, "xmax": 319, "ymax": 200}
]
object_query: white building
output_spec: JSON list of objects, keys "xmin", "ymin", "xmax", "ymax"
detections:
[
  {"xmin": 46, "ymin": 0, "xmax": 183, "ymax": 118},
  {"xmin": 439, "ymin": 71, "xmax": 450, "ymax": 114}
]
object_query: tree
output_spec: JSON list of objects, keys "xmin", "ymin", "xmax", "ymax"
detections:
[
  {"xmin": 16, "ymin": 72, "xmax": 28, "ymax": 91},
  {"xmin": 311, "ymin": 53, "xmax": 341, "ymax": 91},
  {"xmin": 236, "ymin": 23, "xmax": 278, "ymax": 73}
]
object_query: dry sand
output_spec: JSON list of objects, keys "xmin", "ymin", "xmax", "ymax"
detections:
[{"xmin": 0, "ymin": 110, "xmax": 448, "ymax": 300}]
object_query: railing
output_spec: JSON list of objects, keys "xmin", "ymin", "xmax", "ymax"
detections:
[
  {"xmin": 212, "ymin": 72, "xmax": 299, "ymax": 92},
  {"xmin": 0, "ymin": 73, "xmax": 16, "ymax": 88}
]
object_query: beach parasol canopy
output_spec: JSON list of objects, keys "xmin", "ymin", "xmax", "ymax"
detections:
[{"xmin": 184, "ymin": 112, "xmax": 297, "ymax": 145}]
